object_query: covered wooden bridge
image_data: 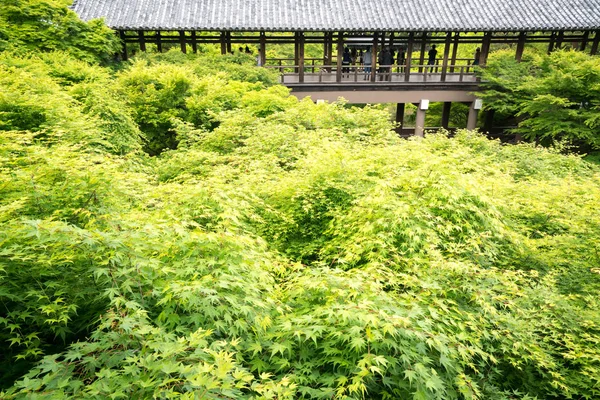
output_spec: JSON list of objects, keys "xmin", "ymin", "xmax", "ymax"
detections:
[{"xmin": 72, "ymin": 0, "xmax": 600, "ymax": 135}]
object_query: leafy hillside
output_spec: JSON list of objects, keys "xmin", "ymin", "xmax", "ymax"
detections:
[{"xmin": 1, "ymin": 2, "xmax": 600, "ymax": 399}]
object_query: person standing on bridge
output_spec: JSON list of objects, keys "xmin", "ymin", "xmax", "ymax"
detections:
[
  {"xmin": 342, "ymin": 47, "xmax": 352, "ymax": 78},
  {"xmin": 363, "ymin": 47, "xmax": 372, "ymax": 80},
  {"xmin": 427, "ymin": 45, "xmax": 437, "ymax": 73}
]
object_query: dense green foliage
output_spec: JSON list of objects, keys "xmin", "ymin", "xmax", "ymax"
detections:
[
  {"xmin": 2, "ymin": 2, "xmax": 600, "ymax": 399},
  {"xmin": 478, "ymin": 49, "xmax": 600, "ymax": 149}
]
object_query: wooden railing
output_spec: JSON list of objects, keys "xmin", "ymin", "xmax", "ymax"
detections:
[{"xmin": 264, "ymin": 59, "xmax": 480, "ymax": 84}]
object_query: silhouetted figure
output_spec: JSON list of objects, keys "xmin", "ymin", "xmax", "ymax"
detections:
[
  {"xmin": 473, "ymin": 47, "xmax": 481, "ymax": 66},
  {"xmin": 382, "ymin": 48, "xmax": 394, "ymax": 81},
  {"xmin": 427, "ymin": 45, "xmax": 437, "ymax": 73},
  {"xmin": 397, "ymin": 46, "xmax": 406, "ymax": 72},
  {"xmin": 363, "ymin": 47, "xmax": 372, "ymax": 80},
  {"xmin": 245, "ymin": 45, "xmax": 252, "ymax": 54},
  {"xmin": 342, "ymin": 47, "xmax": 351, "ymax": 77}
]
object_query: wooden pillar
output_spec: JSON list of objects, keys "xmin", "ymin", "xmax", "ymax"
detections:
[
  {"xmin": 515, "ymin": 32, "xmax": 526, "ymax": 61},
  {"xmin": 467, "ymin": 101, "xmax": 478, "ymax": 130},
  {"xmin": 259, "ymin": 32, "xmax": 266, "ymax": 66},
  {"xmin": 418, "ymin": 32, "xmax": 427, "ymax": 73},
  {"xmin": 555, "ymin": 31, "xmax": 564, "ymax": 49},
  {"xmin": 404, "ymin": 32, "xmax": 414, "ymax": 82},
  {"xmin": 220, "ymin": 32, "xmax": 227, "ymax": 55},
  {"xmin": 591, "ymin": 31, "xmax": 600, "ymax": 55},
  {"xmin": 441, "ymin": 102, "xmax": 451, "ymax": 129},
  {"xmin": 396, "ymin": 103, "xmax": 405, "ymax": 132},
  {"xmin": 156, "ymin": 31, "xmax": 162, "ymax": 53},
  {"xmin": 119, "ymin": 30, "xmax": 128, "ymax": 60},
  {"xmin": 449, "ymin": 33, "xmax": 459, "ymax": 73},
  {"xmin": 191, "ymin": 31, "xmax": 198, "ymax": 53},
  {"xmin": 548, "ymin": 31, "xmax": 556, "ymax": 54},
  {"xmin": 415, "ymin": 102, "xmax": 426, "ymax": 137},
  {"xmin": 336, "ymin": 32, "xmax": 343, "ymax": 83},
  {"xmin": 580, "ymin": 31, "xmax": 589, "ymax": 51},
  {"xmin": 298, "ymin": 32, "xmax": 305, "ymax": 83},
  {"xmin": 294, "ymin": 32, "xmax": 300, "ymax": 73},
  {"xmin": 226, "ymin": 32, "xmax": 232, "ymax": 54},
  {"xmin": 179, "ymin": 30, "xmax": 187, "ymax": 54},
  {"xmin": 440, "ymin": 32, "xmax": 452, "ymax": 81},
  {"xmin": 371, "ymin": 32, "xmax": 378, "ymax": 82},
  {"xmin": 323, "ymin": 32, "xmax": 329, "ymax": 67},
  {"xmin": 138, "ymin": 30, "xmax": 146, "ymax": 52},
  {"xmin": 480, "ymin": 32, "xmax": 492, "ymax": 65},
  {"xmin": 484, "ymin": 109, "xmax": 495, "ymax": 132},
  {"xmin": 328, "ymin": 32, "xmax": 334, "ymax": 68}
]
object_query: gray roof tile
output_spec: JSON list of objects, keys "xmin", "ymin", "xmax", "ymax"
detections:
[{"xmin": 71, "ymin": 0, "xmax": 600, "ymax": 31}]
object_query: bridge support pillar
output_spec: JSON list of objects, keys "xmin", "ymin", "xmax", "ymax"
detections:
[
  {"xmin": 441, "ymin": 102, "xmax": 451, "ymax": 129},
  {"xmin": 396, "ymin": 103, "xmax": 405, "ymax": 133},
  {"xmin": 467, "ymin": 100, "xmax": 480, "ymax": 130},
  {"xmin": 415, "ymin": 100, "xmax": 428, "ymax": 137}
]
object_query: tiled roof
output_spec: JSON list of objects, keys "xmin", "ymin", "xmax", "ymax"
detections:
[{"xmin": 71, "ymin": 0, "xmax": 600, "ymax": 32}]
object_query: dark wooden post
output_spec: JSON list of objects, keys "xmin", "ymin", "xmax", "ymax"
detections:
[
  {"xmin": 480, "ymin": 32, "xmax": 492, "ymax": 65},
  {"xmin": 396, "ymin": 103, "xmax": 405, "ymax": 133},
  {"xmin": 119, "ymin": 30, "xmax": 128, "ymax": 60},
  {"xmin": 371, "ymin": 32, "xmax": 378, "ymax": 82},
  {"xmin": 418, "ymin": 32, "xmax": 427, "ymax": 73},
  {"xmin": 294, "ymin": 32, "xmax": 300, "ymax": 73},
  {"xmin": 220, "ymin": 32, "xmax": 226, "ymax": 55},
  {"xmin": 156, "ymin": 31, "xmax": 162, "ymax": 53},
  {"xmin": 591, "ymin": 30, "xmax": 600, "ymax": 55},
  {"xmin": 548, "ymin": 31, "xmax": 556, "ymax": 53},
  {"xmin": 580, "ymin": 31, "xmax": 589, "ymax": 51},
  {"xmin": 336, "ymin": 32, "xmax": 343, "ymax": 83},
  {"xmin": 555, "ymin": 31, "xmax": 564, "ymax": 49},
  {"xmin": 441, "ymin": 102, "xmax": 451, "ymax": 129},
  {"xmin": 404, "ymin": 32, "xmax": 414, "ymax": 82},
  {"xmin": 323, "ymin": 32, "xmax": 329, "ymax": 68},
  {"xmin": 298, "ymin": 32, "xmax": 305, "ymax": 83},
  {"xmin": 179, "ymin": 30, "xmax": 187, "ymax": 54},
  {"xmin": 138, "ymin": 30, "xmax": 146, "ymax": 52},
  {"xmin": 450, "ymin": 33, "xmax": 459, "ymax": 73},
  {"xmin": 484, "ymin": 109, "xmax": 495, "ymax": 132},
  {"xmin": 259, "ymin": 32, "xmax": 266, "ymax": 66},
  {"xmin": 515, "ymin": 31, "xmax": 526, "ymax": 61},
  {"xmin": 440, "ymin": 32, "xmax": 452, "ymax": 81},
  {"xmin": 226, "ymin": 32, "xmax": 232, "ymax": 54},
  {"xmin": 191, "ymin": 31, "xmax": 197, "ymax": 53}
]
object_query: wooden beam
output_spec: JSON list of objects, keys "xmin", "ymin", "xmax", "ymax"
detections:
[
  {"xmin": 119, "ymin": 30, "xmax": 128, "ymax": 60},
  {"xmin": 298, "ymin": 32, "xmax": 305, "ymax": 83},
  {"xmin": 441, "ymin": 102, "xmax": 451, "ymax": 129},
  {"xmin": 548, "ymin": 31, "xmax": 556, "ymax": 53},
  {"xmin": 449, "ymin": 33, "xmax": 459, "ymax": 73},
  {"xmin": 440, "ymin": 32, "xmax": 452, "ymax": 81},
  {"xmin": 580, "ymin": 31, "xmax": 589, "ymax": 51},
  {"xmin": 591, "ymin": 30, "xmax": 600, "ymax": 55},
  {"xmin": 396, "ymin": 103, "xmax": 405, "ymax": 133},
  {"xmin": 336, "ymin": 32, "xmax": 343, "ymax": 83},
  {"xmin": 156, "ymin": 31, "xmax": 162, "ymax": 53},
  {"xmin": 138, "ymin": 30, "xmax": 146, "ymax": 52},
  {"xmin": 515, "ymin": 32, "xmax": 526, "ymax": 61},
  {"xmin": 555, "ymin": 31, "xmax": 564, "ymax": 49},
  {"xmin": 371, "ymin": 32, "xmax": 378, "ymax": 82},
  {"xmin": 259, "ymin": 32, "xmax": 266, "ymax": 66},
  {"xmin": 191, "ymin": 31, "xmax": 197, "ymax": 53},
  {"xmin": 226, "ymin": 32, "xmax": 232, "ymax": 54},
  {"xmin": 179, "ymin": 30, "xmax": 187, "ymax": 54},
  {"xmin": 404, "ymin": 32, "xmax": 414, "ymax": 82},
  {"xmin": 480, "ymin": 32, "xmax": 492, "ymax": 65},
  {"xmin": 220, "ymin": 32, "xmax": 227, "ymax": 55},
  {"xmin": 418, "ymin": 32, "xmax": 427, "ymax": 73}
]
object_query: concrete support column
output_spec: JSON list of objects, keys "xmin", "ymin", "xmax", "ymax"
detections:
[
  {"xmin": 415, "ymin": 100, "xmax": 428, "ymax": 137},
  {"xmin": 467, "ymin": 101, "xmax": 479, "ymax": 130},
  {"xmin": 441, "ymin": 102, "xmax": 452, "ymax": 129}
]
